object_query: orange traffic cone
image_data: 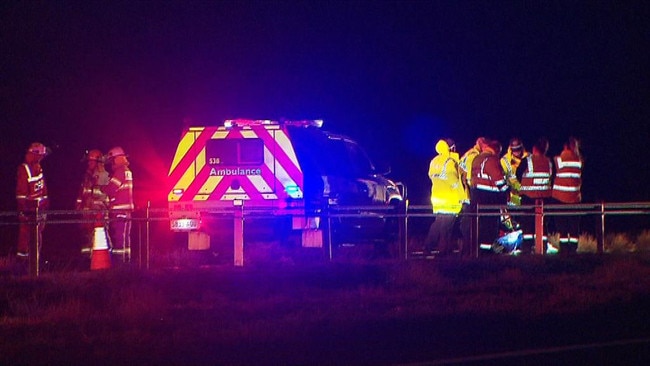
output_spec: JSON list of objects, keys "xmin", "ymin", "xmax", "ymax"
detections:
[{"xmin": 90, "ymin": 227, "xmax": 112, "ymax": 270}]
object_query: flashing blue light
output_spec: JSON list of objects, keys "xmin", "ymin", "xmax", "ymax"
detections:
[{"xmin": 285, "ymin": 185, "xmax": 302, "ymax": 198}]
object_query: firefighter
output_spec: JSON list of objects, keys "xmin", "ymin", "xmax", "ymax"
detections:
[
  {"xmin": 516, "ymin": 137, "xmax": 554, "ymax": 253},
  {"xmin": 15, "ymin": 142, "xmax": 50, "ymax": 260},
  {"xmin": 500, "ymin": 137, "xmax": 528, "ymax": 206},
  {"xmin": 458, "ymin": 137, "xmax": 487, "ymax": 257},
  {"xmin": 470, "ymin": 139, "xmax": 509, "ymax": 252},
  {"xmin": 101, "ymin": 146, "xmax": 134, "ymax": 264},
  {"xmin": 75, "ymin": 149, "xmax": 110, "ymax": 254},
  {"xmin": 551, "ymin": 137, "xmax": 583, "ymax": 255},
  {"xmin": 424, "ymin": 139, "xmax": 465, "ymax": 257}
]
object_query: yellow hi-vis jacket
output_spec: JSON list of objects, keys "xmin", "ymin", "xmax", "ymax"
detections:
[
  {"xmin": 459, "ymin": 145, "xmax": 481, "ymax": 203},
  {"xmin": 500, "ymin": 147, "xmax": 528, "ymax": 205},
  {"xmin": 429, "ymin": 140, "xmax": 465, "ymax": 214}
]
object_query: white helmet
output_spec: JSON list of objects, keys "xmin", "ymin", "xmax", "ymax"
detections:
[{"xmin": 106, "ymin": 146, "xmax": 126, "ymax": 161}]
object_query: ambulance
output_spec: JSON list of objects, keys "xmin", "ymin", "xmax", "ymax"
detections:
[{"xmin": 167, "ymin": 119, "xmax": 405, "ymax": 251}]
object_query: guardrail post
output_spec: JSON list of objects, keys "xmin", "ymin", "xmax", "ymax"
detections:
[
  {"xmin": 473, "ymin": 204, "xmax": 479, "ymax": 258},
  {"xmin": 29, "ymin": 206, "xmax": 40, "ymax": 277},
  {"xmin": 401, "ymin": 199, "xmax": 409, "ymax": 260},
  {"xmin": 535, "ymin": 200, "xmax": 544, "ymax": 255},
  {"xmin": 145, "ymin": 201, "xmax": 151, "ymax": 270},
  {"xmin": 234, "ymin": 201, "xmax": 244, "ymax": 266},
  {"xmin": 599, "ymin": 202, "xmax": 605, "ymax": 254},
  {"xmin": 325, "ymin": 203, "xmax": 333, "ymax": 261}
]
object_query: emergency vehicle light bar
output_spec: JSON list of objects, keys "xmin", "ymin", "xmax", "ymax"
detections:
[{"xmin": 224, "ymin": 119, "xmax": 323, "ymax": 128}]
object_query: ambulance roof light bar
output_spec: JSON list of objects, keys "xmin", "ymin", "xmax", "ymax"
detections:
[
  {"xmin": 283, "ymin": 119, "xmax": 323, "ymax": 128},
  {"xmin": 224, "ymin": 119, "xmax": 323, "ymax": 128}
]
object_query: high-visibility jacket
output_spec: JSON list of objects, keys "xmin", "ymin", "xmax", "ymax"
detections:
[
  {"xmin": 458, "ymin": 145, "xmax": 481, "ymax": 203},
  {"xmin": 519, "ymin": 154, "xmax": 552, "ymax": 199},
  {"xmin": 102, "ymin": 164, "xmax": 134, "ymax": 211},
  {"xmin": 471, "ymin": 151, "xmax": 508, "ymax": 193},
  {"xmin": 76, "ymin": 169, "xmax": 110, "ymax": 211},
  {"xmin": 500, "ymin": 148, "xmax": 528, "ymax": 205},
  {"xmin": 428, "ymin": 140, "xmax": 465, "ymax": 214},
  {"xmin": 552, "ymin": 149, "xmax": 583, "ymax": 203},
  {"xmin": 459, "ymin": 146, "xmax": 480, "ymax": 185},
  {"xmin": 16, "ymin": 163, "xmax": 48, "ymax": 211}
]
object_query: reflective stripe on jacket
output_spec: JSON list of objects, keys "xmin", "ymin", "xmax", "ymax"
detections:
[
  {"xmin": 102, "ymin": 165, "xmax": 134, "ymax": 211},
  {"xmin": 500, "ymin": 148, "xmax": 528, "ymax": 205},
  {"xmin": 552, "ymin": 150, "xmax": 582, "ymax": 203},
  {"xmin": 520, "ymin": 155, "xmax": 552, "ymax": 199},
  {"xmin": 76, "ymin": 170, "xmax": 110, "ymax": 211},
  {"xmin": 471, "ymin": 152, "xmax": 508, "ymax": 193},
  {"xmin": 16, "ymin": 163, "xmax": 48, "ymax": 210},
  {"xmin": 429, "ymin": 140, "xmax": 464, "ymax": 214}
]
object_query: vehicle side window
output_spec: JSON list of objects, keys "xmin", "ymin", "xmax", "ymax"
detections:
[{"xmin": 346, "ymin": 142, "xmax": 374, "ymax": 176}]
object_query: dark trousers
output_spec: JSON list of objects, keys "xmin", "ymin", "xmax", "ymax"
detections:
[
  {"xmin": 470, "ymin": 188, "xmax": 508, "ymax": 248},
  {"xmin": 425, "ymin": 214, "xmax": 457, "ymax": 256},
  {"xmin": 109, "ymin": 211, "xmax": 132, "ymax": 262},
  {"xmin": 549, "ymin": 198, "xmax": 580, "ymax": 254},
  {"xmin": 17, "ymin": 213, "xmax": 45, "ymax": 256},
  {"xmin": 459, "ymin": 204, "xmax": 475, "ymax": 257}
]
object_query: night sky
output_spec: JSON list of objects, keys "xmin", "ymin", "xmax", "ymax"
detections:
[{"xmin": 1, "ymin": 0, "xmax": 649, "ymax": 212}]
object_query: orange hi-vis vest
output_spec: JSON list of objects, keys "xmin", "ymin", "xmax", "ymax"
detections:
[
  {"xmin": 520, "ymin": 155, "xmax": 552, "ymax": 199},
  {"xmin": 552, "ymin": 150, "xmax": 582, "ymax": 203},
  {"xmin": 16, "ymin": 163, "xmax": 48, "ymax": 211},
  {"xmin": 471, "ymin": 152, "xmax": 508, "ymax": 193}
]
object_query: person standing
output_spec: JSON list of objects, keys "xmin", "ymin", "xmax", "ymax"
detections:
[
  {"xmin": 551, "ymin": 137, "xmax": 583, "ymax": 254},
  {"xmin": 458, "ymin": 137, "xmax": 487, "ymax": 258},
  {"xmin": 516, "ymin": 137, "xmax": 554, "ymax": 253},
  {"xmin": 101, "ymin": 146, "xmax": 134, "ymax": 264},
  {"xmin": 75, "ymin": 149, "xmax": 110, "ymax": 254},
  {"xmin": 500, "ymin": 137, "xmax": 528, "ymax": 206},
  {"xmin": 424, "ymin": 139, "xmax": 465, "ymax": 257},
  {"xmin": 470, "ymin": 139, "xmax": 509, "ymax": 252},
  {"xmin": 15, "ymin": 142, "xmax": 50, "ymax": 259}
]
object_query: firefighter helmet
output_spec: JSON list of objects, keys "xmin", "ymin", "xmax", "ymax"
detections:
[
  {"xmin": 27, "ymin": 142, "xmax": 49, "ymax": 156},
  {"xmin": 84, "ymin": 149, "xmax": 104, "ymax": 162},
  {"xmin": 106, "ymin": 146, "xmax": 127, "ymax": 161}
]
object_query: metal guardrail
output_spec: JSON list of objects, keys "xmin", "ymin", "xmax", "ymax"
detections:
[
  {"xmin": 2, "ymin": 201, "xmax": 649, "ymax": 274},
  {"xmin": 318, "ymin": 201, "xmax": 650, "ymax": 259}
]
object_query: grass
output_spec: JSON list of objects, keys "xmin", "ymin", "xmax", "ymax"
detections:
[
  {"xmin": 574, "ymin": 229, "xmax": 650, "ymax": 254},
  {"xmin": 1, "ymin": 253, "xmax": 650, "ymax": 365}
]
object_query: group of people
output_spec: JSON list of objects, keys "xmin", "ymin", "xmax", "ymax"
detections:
[
  {"xmin": 15, "ymin": 143, "xmax": 134, "ymax": 264},
  {"xmin": 424, "ymin": 136, "xmax": 583, "ymax": 257}
]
